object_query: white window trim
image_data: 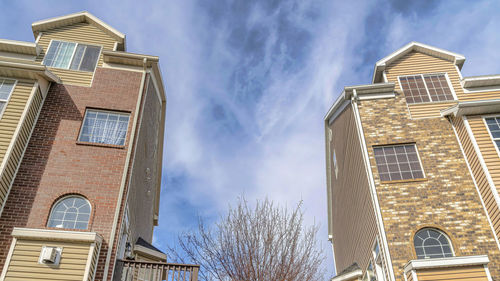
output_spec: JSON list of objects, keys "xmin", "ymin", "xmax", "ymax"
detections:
[
  {"xmin": 483, "ymin": 115, "xmax": 500, "ymax": 158},
  {"xmin": 0, "ymin": 78, "xmax": 17, "ymax": 120},
  {"xmin": 43, "ymin": 39, "xmax": 103, "ymax": 73},
  {"xmin": 374, "ymin": 143, "xmax": 426, "ymax": 181},
  {"xmin": 48, "ymin": 195, "xmax": 92, "ymax": 230},
  {"xmin": 397, "ymin": 72, "xmax": 457, "ymax": 105},
  {"xmin": 78, "ymin": 108, "xmax": 130, "ymax": 146}
]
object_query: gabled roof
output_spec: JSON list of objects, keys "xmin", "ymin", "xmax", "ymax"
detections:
[
  {"xmin": 32, "ymin": 11, "xmax": 126, "ymax": 50},
  {"xmin": 372, "ymin": 41, "xmax": 466, "ymax": 83}
]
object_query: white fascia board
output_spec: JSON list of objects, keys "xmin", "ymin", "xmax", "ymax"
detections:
[
  {"xmin": 404, "ymin": 255, "xmax": 489, "ymax": 273},
  {"xmin": 0, "ymin": 39, "xmax": 40, "ymax": 56},
  {"xmin": 331, "ymin": 269, "xmax": 362, "ymax": 281},
  {"xmin": 372, "ymin": 41, "xmax": 466, "ymax": 83},
  {"xmin": 462, "ymin": 74, "xmax": 500, "ymax": 88},
  {"xmin": 12, "ymin": 227, "xmax": 103, "ymax": 244},
  {"xmin": 441, "ymin": 99, "xmax": 500, "ymax": 117}
]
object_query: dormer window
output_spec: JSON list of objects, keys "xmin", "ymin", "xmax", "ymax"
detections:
[
  {"xmin": 398, "ymin": 73, "xmax": 455, "ymax": 104},
  {"xmin": 43, "ymin": 40, "xmax": 101, "ymax": 72}
]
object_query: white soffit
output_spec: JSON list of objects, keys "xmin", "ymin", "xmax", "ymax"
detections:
[
  {"xmin": 12, "ymin": 227, "xmax": 103, "ymax": 243},
  {"xmin": 404, "ymin": 255, "xmax": 489, "ymax": 273},
  {"xmin": 372, "ymin": 41, "xmax": 466, "ymax": 83},
  {"xmin": 0, "ymin": 39, "xmax": 41, "ymax": 56},
  {"xmin": 441, "ymin": 99, "xmax": 500, "ymax": 117},
  {"xmin": 462, "ymin": 74, "xmax": 500, "ymax": 88}
]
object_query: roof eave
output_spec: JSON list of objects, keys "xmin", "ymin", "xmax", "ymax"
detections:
[{"xmin": 441, "ymin": 99, "xmax": 500, "ymax": 117}]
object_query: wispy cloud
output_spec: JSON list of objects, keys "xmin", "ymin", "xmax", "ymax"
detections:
[{"xmin": 2, "ymin": 0, "xmax": 500, "ymax": 277}]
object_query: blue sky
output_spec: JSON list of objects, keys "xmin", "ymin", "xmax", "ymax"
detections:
[{"xmin": 2, "ymin": 0, "xmax": 500, "ymax": 277}]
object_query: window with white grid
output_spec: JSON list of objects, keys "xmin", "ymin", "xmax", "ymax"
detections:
[
  {"xmin": 414, "ymin": 228, "xmax": 454, "ymax": 259},
  {"xmin": 0, "ymin": 79, "xmax": 16, "ymax": 117},
  {"xmin": 373, "ymin": 144, "xmax": 424, "ymax": 181},
  {"xmin": 399, "ymin": 74, "xmax": 454, "ymax": 104},
  {"xmin": 78, "ymin": 109, "xmax": 130, "ymax": 146},
  {"xmin": 485, "ymin": 117, "xmax": 500, "ymax": 152},
  {"xmin": 47, "ymin": 196, "xmax": 91, "ymax": 229}
]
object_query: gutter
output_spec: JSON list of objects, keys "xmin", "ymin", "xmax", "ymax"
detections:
[{"xmin": 441, "ymin": 99, "xmax": 500, "ymax": 117}]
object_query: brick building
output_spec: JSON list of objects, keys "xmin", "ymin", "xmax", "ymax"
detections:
[
  {"xmin": 325, "ymin": 42, "xmax": 500, "ymax": 281},
  {"xmin": 0, "ymin": 12, "xmax": 198, "ymax": 281}
]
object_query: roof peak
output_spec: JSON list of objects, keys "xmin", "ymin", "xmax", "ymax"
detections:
[
  {"xmin": 372, "ymin": 41, "xmax": 465, "ymax": 83},
  {"xmin": 32, "ymin": 11, "xmax": 126, "ymax": 50}
]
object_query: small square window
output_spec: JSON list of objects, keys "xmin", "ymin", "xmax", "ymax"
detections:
[
  {"xmin": 79, "ymin": 109, "xmax": 130, "ymax": 146},
  {"xmin": 373, "ymin": 144, "xmax": 424, "ymax": 181}
]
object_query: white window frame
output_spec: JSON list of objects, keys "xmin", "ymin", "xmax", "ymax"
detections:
[
  {"xmin": 47, "ymin": 195, "xmax": 92, "ymax": 230},
  {"xmin": 483, "ymin": 114, "xmax": 500, "ymax": 158},
  {"xmin": 78, "ymin": 108, "xmax": 130, "ymax": 146},
  {"xmin": 372, "ymin": 238, "xmax": 386, "ymax": 281},
  {"xmin": 397, "ymin": 72, "xmax": 457, "ymax": 104},
  {"xmin": 43, "ymin": 39, "xmax": 103, "ymax": 72},
  {"xmin": 0, "ymin": 78, "xmax": 17, "ymax": 120}
]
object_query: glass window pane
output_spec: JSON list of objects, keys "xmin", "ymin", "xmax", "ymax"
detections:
[
  {"xmin": 373, "ymin": 144, "xmax": 424, "ymax": 181},
  {"xmin": 70, "ymin": 45, "xmax": 86, "ymax": 70},
  {"xmin": 79, "ymin": 45, "xmax": 101, "ymax": 71},
  {"xmin": 48, "ymin": 196, "xmax": 91, "ymax": 230},
  {"xmin": 52, "ymin": 41, "xmax": 76, "ymax": 69},
  {"xmin": 43, "ymin": 40, "xmax": 60, "ymax": 66},
  {"xmin": 79, "ymin": 110, "xmax": 130, "ymax": 145},
  {"xmin": 414, "ymin": 229, "xmax": 453, "ymax": 259},
  {"xmin": 0, "ymin": 79, "xmax": 15, "ymax": 100}
]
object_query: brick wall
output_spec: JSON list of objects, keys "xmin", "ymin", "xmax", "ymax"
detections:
[
  {"xmin": 0, "ymin": 67, "xmax": 142, "ymax": 280},
  {"xmin": 357, "ymin": 93, "xmax": 500, "ymax": 280}
]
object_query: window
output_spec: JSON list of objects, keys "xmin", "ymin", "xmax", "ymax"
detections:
[
  {"xmin": 363, "ymin": 262, "xmax": 376, "ymax": 281},
  {"xmin": 372, "ymin": 240, "xmax": 386, "ymax": 281},
  {"xmin": 414, "ymin": 228, "xmax": 453, "ymax": 259},
  {"xmin": 373, "ymin": 144, "xmax": 424, "ymax": 181},
  {"xmin": 43, "ymin": 40, "xmax": 101, "ymax": 72},
  {"xmin": 79, "ymin": 109, "xmax": 130, "ymax": 146},
  {"xmin": 399, "ymin": 74, "xmax": 454, "ymax": 104},
  {"xmin": 485, "ymin": 117, "xmax": 500, "ymax": 152},
  {"xmin": 47, "ymin": 196, "xmax": 91, "ymax": 229},
  {"xmin": 0, "ymin": 79, "xmax": 15, "ymax": 117}
]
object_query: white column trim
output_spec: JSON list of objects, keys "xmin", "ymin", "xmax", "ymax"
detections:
[
  {"xmin": 411, "ymin": 269, "xmax": 418, "ymax": 281},
  {"xmin": 0, "ymin": 238, "xmax": 17, "ymax": 281},
  {"xmin": 463, "ymin": 116, "xmax": 500, "ymax": 210},
  {"xmin": 351, "ymin": 93, "xmax": 396, "ymax": 281},
  {"xmin": 83, "ymin": 242, "xmax": 96, "ymax": 281},
  {"xmin": 449, "ymin": 118, "xmax": 500, "ymax": 250}
]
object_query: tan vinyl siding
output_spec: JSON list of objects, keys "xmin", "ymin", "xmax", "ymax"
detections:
[
  {"xmin": 0, "ymin": 81, "xmax": 35, "ymax": 210},
  {"xmin": 406, "ymin": 271, "xmax": 413, "ymax": 281},
  {"xmin": 4, "ymin": 239, "xmax": 91, "ymax": 281},
  {"xmin": 461, "ymin": 90, "xmax": 500, "ymax": 102},
  {"xmin": 87, "ymin": 243, "xmax": 100, "ymax": 281},
  {"xmin": 329, "ymin": 105, "xmax": 378, "ymax": 273},
  {"xmin": 468, "ymin": 116, "xmax": 500, "ymax": 189},
  {"xmin": 452, "ymin": 116, "xmax": 500, "ymax": 238},
  {"xmin": 35, "ymin": 23, "xmax": 118, "ymax": 86},
  {"xmin": 416, "ymin": 265, "xmax": 489, "ymax": 281},
  {"xmin": 407, "ymin": 102, "xmax": 457, "ymax": 119}
]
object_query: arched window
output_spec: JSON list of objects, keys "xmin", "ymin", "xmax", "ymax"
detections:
[
  {"xmin": 47, "ymin": 196, "xmax": 91, "ymax": 229},
  {"xmin": 414, "ymin": 228, "xmax": 453, "ymax": 259}
]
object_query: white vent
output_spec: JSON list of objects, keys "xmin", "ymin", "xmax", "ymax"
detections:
[{"xmin": 39, "ymin": 246, "xmax": 62, "ymax": 265}]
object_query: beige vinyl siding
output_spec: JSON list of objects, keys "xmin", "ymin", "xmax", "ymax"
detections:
[
  {"xmin": 462, "ymin": 90, "xmax": 500, "ymax": 101},
  {"xmin": 468, "ymin": 116, "xmax": 500, "ymax": 189},
  {"xmin": 416, "ymin": 265, "xmax": 489, "ymax": 281},
  {"xmin": 0, "ymin": 81, "xmax": 35, "ymax": 210},
  {"xmin": 452, "ymin": 116, "xmax": 500, "ymax": 240},
  {"xmin": 35, "ymin": 23, "xmax": 118, "ymax": 86},
  {"xmin": 4, "ymin": 239, "xmax": 91, "ymax": 281},
  {"xmin": 329, "ymin": 105, "xmax": 378, "ymax": 273},
  {"xmin": 87, "ymin": 243, "xmax": 100, "ymax": 281},
  {"xmin": 407, "ymin": 102, "xmax": 457, "ymax": 119}
]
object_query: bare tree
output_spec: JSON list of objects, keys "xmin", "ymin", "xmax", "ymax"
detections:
[{"xmin": 168, "ymin": 198, "xmax": 325, "ymax": 281}]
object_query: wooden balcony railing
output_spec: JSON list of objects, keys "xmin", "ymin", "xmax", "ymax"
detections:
[{"xmin": 113, "ymin": 260, "xmax": 200, "ymax": 281}]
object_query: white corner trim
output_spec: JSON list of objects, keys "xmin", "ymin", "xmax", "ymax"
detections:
[
  {"xmin": 463, "ymin": 116, "xmax": 500, "ymax": 211},
  {"xmin": 484, "ymin": 264, "xmax": 494, "ymax": 281},
  {"xmin": 411, "ymin": 270, "xmax": 418, "ymax": 281},
  {"xmin": 134, "ymin": 244, "xmax": 167, "ymax": 261},
  {"xmin": 0, "ymin": 238, "xmax": 17, "ymax": 281},
  {"xmin": 404, "ymin": 255, "xmax": 489, "ymax": 273},
  {"xmin": 331, "ymin": 269, "xmax": 363, "ymax": 281},
  {"xmin": 449, "ymin": 119, "xmax": 500, "ymax": 250},
  {"xmin": 11, "ymin": 227, "xmax": 102, "ymax": 243},
  {"xmin": 351, "ymin": 95, "xmax": 396, "ymax": 281},
  {"xmin": 82, "ymin": 242, "xmax": 96, "ymax": 281}
]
